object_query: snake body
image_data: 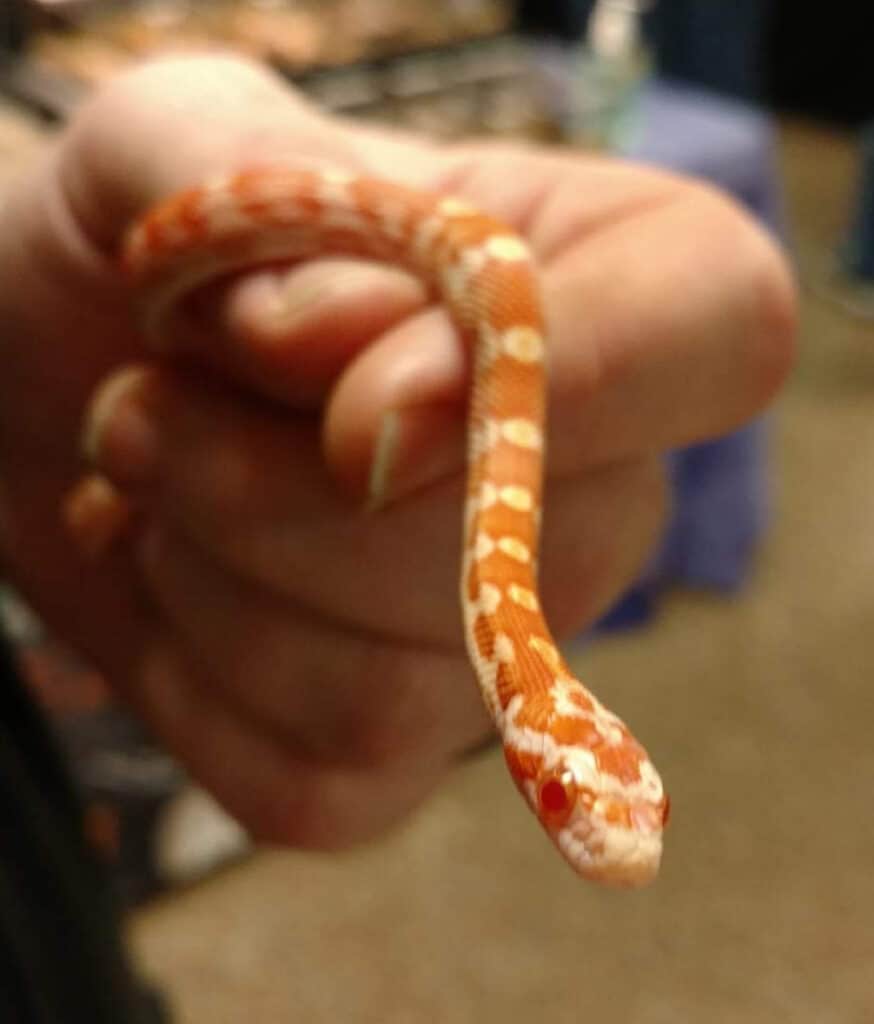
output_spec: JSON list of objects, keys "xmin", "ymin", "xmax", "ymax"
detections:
[{"xmin": 124, "ymin": 167, "xmax": 668, "ymax": 887}]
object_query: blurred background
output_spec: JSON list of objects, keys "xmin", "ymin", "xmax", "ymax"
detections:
[{"xmin": 1, "ymin": 1, "xmax": 873, "ymax": 1020}]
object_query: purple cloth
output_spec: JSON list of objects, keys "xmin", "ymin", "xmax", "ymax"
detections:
[{"xmin": 599, "ymin": 81, "xmax": 784, "ymax": 628}]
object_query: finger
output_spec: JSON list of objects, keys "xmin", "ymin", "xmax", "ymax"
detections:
[
  {"xmin": 178, "ymin": 259, "xmax": 427, "ymax": 405},
  {"xmin": 135, "ymin": 525, "xmax": 491, "ymax": 767},
  {"xmin": 59, "ymin": 56, "xmax": 367, "ymax": 252},
  {"xmin": 63, "ymin": 473, "xmax": 135, "ymax": 558},
  {"xmin": 84, "ymin": 363, "xmax": 667, "ymax": 644},
  {"xmin": 57, "ymin": 57, "xmax": 792, "ymax": 494},
  {"xmin": 325, "ymin": 178, "xmax": 796, "ymax": 499},
  {"xmin": 53, "ymin": 56, "xmax": 445, "ymax": 405},
  {"xmin": 123, "ymin": 634, "xmax": 451, "ymax": 849}
]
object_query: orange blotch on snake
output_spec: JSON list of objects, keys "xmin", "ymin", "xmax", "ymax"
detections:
[
  {"xmin": 504, "ymin": 746, "xmax": 541, "ymax": 789},
  {"xmin": 594, "ymin": 740, "xmax": 645, "ymax": 786},
  {"xmin": 602, "ymin": 800, "xmax": 633, "ymax": 829},
  {"xmin": 512, "ymin": 695, "xmax": 555, "ymax": 733},
  {"xmin": 495, "ymin": 663, "xmax": 516, "ymax": 711},
  {"xmin": 472, "ymin": 614, "xmax": 494, "ymax": 661},
  {"xmin": 550, "ymin": 715, "xmax": 604, "ymax": 750}
]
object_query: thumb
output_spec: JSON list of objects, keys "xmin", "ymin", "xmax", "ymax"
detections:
[
  {"xmin": 59, "ymin": 54, "xmax": 361, "ymax": 253},
  {"xmin": 58, "ymin": 54, "xmax": 449, "ymax": 406}
]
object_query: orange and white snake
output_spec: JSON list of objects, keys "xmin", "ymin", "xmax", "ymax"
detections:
[{"xmin": 121, "ymin": 166, "xmax": 669, "ymax": 887}]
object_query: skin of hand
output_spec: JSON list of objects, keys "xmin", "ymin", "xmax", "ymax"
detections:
[{"xmin": 0, "ymin": 56, "xmax": 796, "ymax": 849}]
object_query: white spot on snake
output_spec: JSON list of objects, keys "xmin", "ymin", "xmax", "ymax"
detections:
[
  {"xmin": 321, "ymin": 169, "xmax": 356, "ymax": 186},
  {"xmin": 439, "ymin": 197, "xmax": 479, "ymax": 218},
  {"xmin": 484, "ymin": 235, "xmax": 531, "ymax": 262},
  {"xmin": 494, "ymin": 633, "xmax": 515, "ymax": 663},
  {"xmin": 480, "ymin": 481, "xmax": 499, "ymax": 509},
  {"xmin": 501, "ymin": 326, "xmax": 545, "ymax": 363},
  {"xmin": 460, "ymin": 245, "xmax": 489, "ymax": 278},
  {"xmin": 466, "ymin": 481, "xmax": 499, "ymax": 534},
  {"xmin": 529, "ymin": 635, "xmax": 561, "ymax": 672},
  {"xmin": 503, "ymin": 702, "xmax": 598, "ymax": 781},
  {"xmin": 637, "ymin": 759, "xmax": 664, "ymax": 800},
  {"xmin": 508, "ymin": 583, "xmax": 539, "ymax": 611},
  {"xmin": 500, "ymin": 419, "xmax": 543, "ymax": 451},
  {"xmin": 467, "ymin": 642, "xmax": 500, "ymax": 718},
  {"xmin": 478, "ymin": 582, "xmax": 502, "ymax": 616},
  {"xmin": 475, "ymin": 323, "xmax": 502, "ymax": 371},
  {"xmin": 470, "ymin": 419, "xmax": 502, "ymax": 458},
  {"xmin": 316, "ymin": 171, "xmax": 355, "ymax": 209},
  {"xmin": 588, "ymin": 703, "xmax": 626, "ymax": 747},
  {"xmin": 497, "ymin": 536, "xmax": 531, "ymax": 563},
  {"xmin": 551, "ymin": 678, "xmax": 592, "ymax": 720},
  {"xmin": 499, "ymin": 485, "xmax": 533, "ymax": 511},
  {"xmin": 473, "ymin": 533, "xmax": 496, "ymax": 560}
]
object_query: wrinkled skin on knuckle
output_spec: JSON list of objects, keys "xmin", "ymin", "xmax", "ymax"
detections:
[
  {"xmin": 317, "ymin": 644, "xmax": 448, "ymax": 772},
  {"xmin": 686, "ymin": 184, "xmax": 797, "ymax": 410}
]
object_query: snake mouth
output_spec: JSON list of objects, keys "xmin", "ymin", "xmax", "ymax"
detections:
[{"xmin": 554, "ymin": 808, "xmax": 664, "ymax": 888}]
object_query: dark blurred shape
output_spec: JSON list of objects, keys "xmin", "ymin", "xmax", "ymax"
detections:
[
  {"xmin": 517, "ymin": 0, "xmax": 874, "ymax": 122},
  {"xmin": 516, "ymin": 0, "xmax": 774, "ymax": 102},
  {"xmin": 843, "ymin": 122, "xmax": 874, "ymax": 282},
  {"xmin": 515, "ymin": 0, "xmax": 589, "ymax": 40},
  {"xmin": 766, "ymin": 2, "xmax": 873, "ymax": 127},
  {"xmin": 648, "ymin": 0, "xmax": 773, "ymax": 102}
]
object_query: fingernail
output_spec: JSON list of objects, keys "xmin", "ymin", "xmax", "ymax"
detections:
[
  {"xmin": 63, "ymin": 474, "xmax": 133, "ymax": 558},
  {"xmin": 366, "ymin": 411, "xmax": 401, "ymax": 512},
  {"xmin": 365, "ymin": 405, "xmax": 465, "ymax": 511},
  {"xmin": 272, "ymin": 266, "xmax": 393, "ymax": 325},
  {"xmin": 82, "ymin": 367, "xmax": 159, "ymax": 482}
]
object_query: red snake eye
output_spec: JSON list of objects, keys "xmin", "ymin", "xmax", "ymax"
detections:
[{"xmin": 537, "ymin": 773, "xmax": 577, "ymax": 825}]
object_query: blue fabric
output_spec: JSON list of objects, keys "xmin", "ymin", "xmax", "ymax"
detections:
[
  {"xmin": 843, "ymin": 121, "xmax": 874, "ymax": 281},
  {"xmin": 598, "ymin": 81, "xmax": 784, "ymax": 628}
]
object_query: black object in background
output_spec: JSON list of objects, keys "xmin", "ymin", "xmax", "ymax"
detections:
[
  {"xmin": 515, "ymin": 0, "xmax": 873, "ymax": 124},
  {"xmin": 0, "ymin": 632, "xmax": 167, "ymax": 1024},
  {"xmin": 765, "ymin": 1, "xmax": 873, "ymax": 126},
  {"xmin": 515, "ymin": 0, "xmax": 775, "ymax": 103},
  {"xmin": 514, "ymin": 0, "xmax": 589, "ymax": 40},
  {"xmin": 648, "ymin": 0, "xmax": 773, "ymax": 103}
]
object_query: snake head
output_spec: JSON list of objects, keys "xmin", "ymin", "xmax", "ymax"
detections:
[{"xmin": 525, "ymin": 747, "xmax": 669, "ymax": 888}]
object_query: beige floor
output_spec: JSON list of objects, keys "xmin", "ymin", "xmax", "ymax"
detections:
[{"xmin": 125, "ymin": 119, "xmax": 874, "ymax": 1023}]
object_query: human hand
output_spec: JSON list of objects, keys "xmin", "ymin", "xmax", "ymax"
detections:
[{"xmin": 0, "ymin": 56, "xmax": 795, "ymax": 848}]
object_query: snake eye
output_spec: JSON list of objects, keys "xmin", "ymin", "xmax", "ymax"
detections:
[{"xmin": 537, "ymin": 772, "xmax": 578, "ymax": 825}]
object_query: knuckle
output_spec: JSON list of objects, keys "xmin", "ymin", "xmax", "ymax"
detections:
[
  {"xmin": 686, "ymin": 186, "xmax": 798, "ymax": 407},
  {"xmin": 335, "ymin": 666, "xmax": 427, "ymax": 771}
]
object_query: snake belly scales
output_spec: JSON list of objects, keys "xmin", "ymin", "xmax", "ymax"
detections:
[{"xmin": 123, "ymin": 166, "xmax": 669, "ymax": 887}]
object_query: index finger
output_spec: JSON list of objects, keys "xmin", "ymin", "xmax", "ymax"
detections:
[
  {"xmin": 324, "ymin": 147, "xmax": 796, "ymax": 496},
  {"xmin": 61, "ymin": 55, "xmax": 794, "ymax": 499}
]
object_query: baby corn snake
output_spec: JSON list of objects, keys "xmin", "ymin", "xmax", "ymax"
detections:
[{"xmin": 121, "ymin": 166, "xmax": 669, "ymax": 887}]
